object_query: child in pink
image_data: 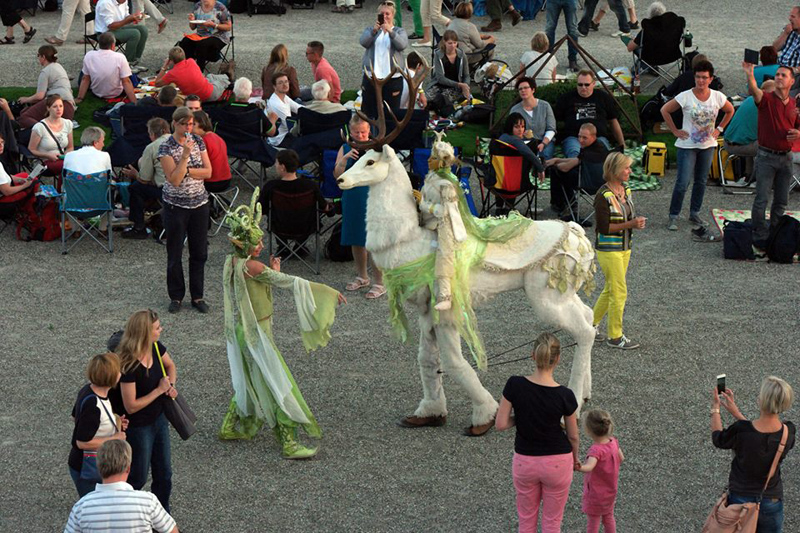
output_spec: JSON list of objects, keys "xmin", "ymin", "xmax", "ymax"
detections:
[{"xmin": 578, "ymin": 409, "xmax": 624, "ymax": 533}]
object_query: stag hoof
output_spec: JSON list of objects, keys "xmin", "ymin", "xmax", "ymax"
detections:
[
  {"xmin": 397, "ymin": 415, "xmax": 447, "ymax": 428},
  {"xmin": 462, "ymin": 419, "xmax": 495, "ymax": 437}
]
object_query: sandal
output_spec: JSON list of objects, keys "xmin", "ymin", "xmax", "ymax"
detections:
[
  {"xmin": 365, "ymin": 284, "xmax": 387, "ymax": 299},
  {"xmin": 0, "ymin": 37, "xmax": 14, "ymax": 45},
  {"xmin": 345, "ymin": 276, "xmax": 370, "ymax": 291},
  {"xmin": 331, "ymin": 5, "xmax": 344, "ymax": 12},
  {"xmin": 23, "ymin": 28, "xmax": 37, "ymax": 44}
]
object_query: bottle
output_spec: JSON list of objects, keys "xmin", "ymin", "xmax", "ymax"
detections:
[
  {"xmin": 633, "ymin": 74, "xmax": 640, "ymax": 95},
  {"xmin": 684, "ymin": 31, "xmax": 693, "ymax": 48}
]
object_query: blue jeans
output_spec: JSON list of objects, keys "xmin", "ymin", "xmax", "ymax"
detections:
[
  {"xmin": 69, "ymin": 466, "xmax": 97, "ymax": 498},
  {"xmin": 669, "ymin": 147, "xmax": 714, "ymax": 219},
  {"xmin": 727, "ymin": 492, "xmax": 784, "ymax": 532},
  {"xmin": 126, "ymin": 413, "xmax": 172, "ymax": 513},
  {"xmin": 545, "ymin": 0, "xmax": 579, "ymax": 61},
  {"xmin": 580, "ymin": 0, "xmax": 629, "ymax": 33},
  {"xmin": 562, "ymin": 136, "xmax": 611, "ymax": 158}
]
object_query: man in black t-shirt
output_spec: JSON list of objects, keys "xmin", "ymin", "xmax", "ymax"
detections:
[{"xmin": 554, "ymin": 70, "xmax": 625, "ymax": 158}]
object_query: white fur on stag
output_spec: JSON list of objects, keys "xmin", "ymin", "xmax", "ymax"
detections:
[{"xmin": 338, "ymin": 64, "xmax": 598, "ymax": 436}]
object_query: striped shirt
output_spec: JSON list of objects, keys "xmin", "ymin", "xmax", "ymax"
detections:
[
  {"xmin": 158, "ymin": 134, "xmax": 209, "ymax": 209},
  {"xmin": 64, "ymin": 482, "xmax": 176, "ymax": 533}
]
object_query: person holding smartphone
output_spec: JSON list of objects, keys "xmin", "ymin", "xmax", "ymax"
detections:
[{"xmin": 359, "ymin": 1, "xmax": 408, "ymax": 120}]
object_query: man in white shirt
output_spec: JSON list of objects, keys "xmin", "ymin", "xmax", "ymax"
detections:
[
  {"xmin": 94, "ymin": 0, "xmax": 148, "ymax": 66},
  {"xmin": 64, "ymin": 440, "xmax": 178, "ymax": 533},
  {"xmin": 75, "ymin": 33, "xmax": 139, "ymax": 104},
  {"xmin": 267, "ymin": 72, "xmax": 303, "ymax": 148},
  {"xmin": 63, "ymin": 127, "xmax": 112, "ymax": 177}
]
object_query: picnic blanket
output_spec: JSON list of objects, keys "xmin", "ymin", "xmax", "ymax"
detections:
[{"xmin": 711, "ymin": 209, "xmax": 800, "ymax": 235}]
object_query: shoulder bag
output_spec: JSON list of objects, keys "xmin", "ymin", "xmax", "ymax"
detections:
[
  {"xmin": 155, "ymin": 343, "xmax": 198, "ymax": 440},
  {"xmin": 39, "ymin": 120, "xmax": 65, "ymax": 155},
  {"xmin": 702, "ymin": 424, "xmax": 789, "ymax": 533},
  {"xmin": 78, "ymin": 393, "xmax": 118, "ymax": 482}
]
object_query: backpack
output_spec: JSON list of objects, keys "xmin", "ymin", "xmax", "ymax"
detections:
[
  {"xmin": 765, "ymin": 215, "xmax": 800, "ymax": 264},
  {"xmin": 43, "ymin": 0, "xmax": 58, "ymax": 11},
  {"xmin": 16, "ymin": 193, "xmax": 61, "ymax": 242},
  {"xmin": 722, "ymin": 220, "xmax": 755, "ymax": 260},
  {"xmin": 640, "ymin": 86, "xmax": 669, "ymax": 127},
  {"xmin": 228, "ymin": 0, "xmax": 248, "ymax": 12},
  {"xmin": 324, "ymin": 225, "xmax": 353, "ymax": 262}
]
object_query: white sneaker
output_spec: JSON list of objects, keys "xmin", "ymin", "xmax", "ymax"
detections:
[
  {"xmin": 610, "ymin": 30, "xmax": 631, "ymax": 38},
  {"xmin": 412, "ymin": 41, "xmax": 433, "ymax": 48}
]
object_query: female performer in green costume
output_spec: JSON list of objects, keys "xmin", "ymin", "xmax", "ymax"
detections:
[{"xmin": 219, "ymin": 190, "xmax": 345, "ymax": 459}]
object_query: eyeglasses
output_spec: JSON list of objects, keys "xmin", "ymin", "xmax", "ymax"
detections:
[
  {"xmin": 577, "ymin": 83, "xmax": 592, "ymax": 87},
  {"xmin": 518, "ymin": 86, "xmax": 531, "ymax": 91}
]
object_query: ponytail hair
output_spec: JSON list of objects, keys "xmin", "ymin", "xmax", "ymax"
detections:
[
  {"xmin": 532, "ymin": 332, "xmax": 560, "ymax": 370},
  {"xmin": 584, "ymin": 408, "xmax": 614, "ymax": 437}
]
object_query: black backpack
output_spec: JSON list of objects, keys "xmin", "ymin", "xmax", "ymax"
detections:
[
  {"xmin": 765, "ymin": 215, "xmax": 800, "ymax": 264},
  {"xmin": 324, "ymin": 225, "xmax": 353, "ymax": 262},
  {"xmin": 722, "ymin": 220, "xmax": 755, "ymax": 260}
]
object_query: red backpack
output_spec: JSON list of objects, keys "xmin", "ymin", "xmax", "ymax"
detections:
[{"xmin": 15, "ymin": 193, "xmax": 61, "ymax": 242}]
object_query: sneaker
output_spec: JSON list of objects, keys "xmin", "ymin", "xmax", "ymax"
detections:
[
  {"xmin": 607, "ymin": 335, "xmax": 640, "ymax": 350},
  {"xmin": 508, "ymin": 9, "xmax": 522, "ymax": 26},
  {"xmin": 577, "ymin": 22, "xmax": 589, "ymax": 37},
  {"xmin": 667, "ymin": 218, "xmax": 678, "ymax": 231},
  {"xmin": 411, "ymin": 41, "xmax": 433, "ymax": 48},
  {"xmin": 121, "ymin": 227, "xmax": 149, "ymax": 240},
  {"xmin": 629, "ymin": 20, "xmax": 639, "ymax": 30},
  {"xmin": 752, "ymin": 244, "xmax": 767, "ymax": 259},
  {"xmin": 407, "ymin": 32, "xmax": 423, "ymax": 39},
  {"xmin": 168, "ymin": 300, "xmax": 182, "ymax": 314},
  {"xmin": 610, "ymin": 30, "xmax": 630, "ymax": 38},
  {"xmin": 689, "ymin": 214, "xmax": 709, "ymax": 227},
  {"xmin": 191, "ymin": 299, "xmax": 209, "ymax": 314},
  {"xmin": 589, "ymin": 21, "xmax": 600, "ymax": 31},
  {"xmin": 568, "ymin": 59, "xmax": 580, "ymax": 72},
  {"xmin": 131, "ymin": 65, "xmax": 149, "ymax": 74},
  {"xmin": 594, "ymin": 326, "xmax": 606, "ymax": 342}
]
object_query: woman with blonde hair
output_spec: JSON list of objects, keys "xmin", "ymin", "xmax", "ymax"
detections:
[
  {"xmin": 261, "ymin": 44, "xmax": 300, "ymax": 100},
  {"xmin": 519, "ymin": 32, "xmax": 559, "ymax": 86},
  {"xmin": 117, "ymin": 309, "xmax": 178, "ymax": 512},
  {"xmin": 711, "ymin": 376, "xmax": 796, "ymax": 531},
  {"xmin": 496, "ymin": 333, "xmax": 580, "ymax": 533},
  {"xmin": 68, "ymin": 352, "xmax": 128, "ymax": 497},
  {"xmin": 592, "ymin": 152, "xmax": 646, "ymax": 350},
  {"xmin": 448, "ymin": 2, "xmax": 495, "ymax": 66},
  {"xmin": 359, "ymin": 1, "xmax": 408, "ymax": 119}
]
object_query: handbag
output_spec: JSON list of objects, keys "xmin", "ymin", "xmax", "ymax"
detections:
[
  {"xmin": 78, "ymin": 394, "xmax": 118, "ymax": 482},
  {"xmin": 702, "ymin": 424, "xmax": 789, "ymax": 533},
  {"xmin": 154, "ymin": 343, "xmax": 198, "ymax": 441}
]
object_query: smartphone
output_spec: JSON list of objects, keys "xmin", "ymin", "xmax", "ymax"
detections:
[
  {"xmin": 378, "ymin": 13, "xmax": 385, "ymax": 24},
  {"xmin": 716, "ymin": 374, "xmax": 726, "ymax": 394},
  {"xmin": 744, "ymin": 48, "xmax": 759, "ymax": 65}
]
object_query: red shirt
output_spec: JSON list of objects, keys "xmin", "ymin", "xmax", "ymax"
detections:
[
  {"xmin": 162, "ymin": 59, "xmax": 213, "ymax": 102},
  {"xmin": 202, "ymin": 132, "xmax": 231, "ymax": 183},
  {"xmin": 756, "ymin": 91, "xmax": 800, "ymax": 151},
  {"xmin": 312, "ymin": 58, "xmax": 342, "ymax": 103}
]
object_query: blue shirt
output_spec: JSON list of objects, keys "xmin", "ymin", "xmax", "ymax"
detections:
[{"xmin": 724, "ymin": 97, "xmax": 758, "ymax": 146}]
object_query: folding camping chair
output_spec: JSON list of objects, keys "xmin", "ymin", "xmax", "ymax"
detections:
[
  {"xmin": 207, "ymin": 106, "xmax": 276, "ymax": 190},
  {"xmin": 291, "ymin": 108, "xmax": 351, "ymax": 167},
  {"xmin": 634, "ymin": 12, "xmax": 689, "ymax": 92},
  {"xmin": 478, "ymin": 139, "xmax": 536, "ymax": 218},
  {"xmin": 152, "ymin": 0, "xmax": 173, "ymax": 15},
  {"xmin": 59, "ymin": 169, "xmax": 114, "ymax": 254},
  {"xmin": 207, "ymin": 184, "xmax": 240, "ymax": 237},
  {"xmin": 265, "ymin": 187, "xmax": 325, "ymax": 274},
  {"xmin": 557, "ymin": 159, "xmax": 605, "ymax": 226},
  {"xmin": 202, "ymin": 14, "xmax": 235, "ymax": 72},
  {"xmin": 85, "ymin": 13, "xmax": 127, "ymax": 57}
]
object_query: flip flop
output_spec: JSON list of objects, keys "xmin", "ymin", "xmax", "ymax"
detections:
[
  {"xmin": 345, "ymin": 276, "xmax": 370, "ymax": 291},
  {"xmin": 365, "ymin": 284, "xmax": 387, "ymax": 299}
]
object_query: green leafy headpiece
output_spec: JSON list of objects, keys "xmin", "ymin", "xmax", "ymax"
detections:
[{"xmin": 226, "ymin": 188, "xmax": 264, "ymax": 258}]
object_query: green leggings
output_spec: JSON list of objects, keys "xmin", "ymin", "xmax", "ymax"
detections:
[{"xmin": 112, "ymin": 25, "xmax": 148, "ymax": 62}]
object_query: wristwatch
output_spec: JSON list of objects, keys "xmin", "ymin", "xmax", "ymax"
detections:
[
  {"xmin": 716, "ymin": 126, "xmax": 724, "ymax": 133},
  {"xmin": 711, "ymin": 408, "xmax": 720, "ymax": 414}
]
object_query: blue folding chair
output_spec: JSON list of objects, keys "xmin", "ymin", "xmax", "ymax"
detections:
[{"xmin": 59, "ymin": 169, "xmax": 114, "ymax": 254}]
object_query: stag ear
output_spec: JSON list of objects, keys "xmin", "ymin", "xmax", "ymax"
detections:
[{"xmin": 381, "ymin": 144, "xmax": 396, "ymax": 158}]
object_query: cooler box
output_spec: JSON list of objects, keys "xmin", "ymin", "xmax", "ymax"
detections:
[
  {"xmin": 643, "ymin": 142, "xmax": 667, "ymax": 176},
  {"xmin": 709, "ymin": 137, "xmax": 736, "ymax": 181}
]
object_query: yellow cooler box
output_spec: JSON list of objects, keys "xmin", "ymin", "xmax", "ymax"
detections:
[
  {"xmin": 643, "ymin": 142, "xmax": 667, "ymax": 176},
  {"xmin": 709, "ymin": 137, "xmax": 736, "ymax": 181}
]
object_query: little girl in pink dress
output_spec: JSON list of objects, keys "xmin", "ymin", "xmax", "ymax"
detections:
[{"xmin": 578, "ymin": 409, "xmax": 624, "ymax": 533}]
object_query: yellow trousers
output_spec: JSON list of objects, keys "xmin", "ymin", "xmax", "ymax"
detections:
[{"xmin": 593, "ymin": 250, "xmax": 631, "ymax": 340}]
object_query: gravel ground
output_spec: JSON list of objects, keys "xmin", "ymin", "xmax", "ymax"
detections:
[{"xmin": 1, "ymin": 1, "xmax": 800, "ymax": 532}]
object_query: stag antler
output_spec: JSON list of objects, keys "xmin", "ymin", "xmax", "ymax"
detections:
[{"xmin": 344, "ymin": 59, "xmax": 430, "ymax": 153}]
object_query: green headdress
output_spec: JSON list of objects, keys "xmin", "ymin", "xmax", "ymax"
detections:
[{"xmin": 226, "ymin": 188, "xmax": 264, "ymax": 258}]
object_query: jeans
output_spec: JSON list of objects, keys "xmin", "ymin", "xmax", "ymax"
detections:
[
  {"xmin": 593, "ymin": 249, "xmax": 631, "ymax": 340},
  {"xmin": 727, "ymin": 492, "xmax": 783, "ymax": 533},
  {"xmin": 580, "ymin": 0, "xmax": 629, "ymax": 33},
  {"xmin": 751, "ymin": 149, "xmax": 792, "ymax": 247},
  {"xmin": 112, "ymin": 25, "xmax": 148, "ymax": 62},
  {"xmin": 512, "ymin": 452, "xmax": 573, "ymax": 533},
  {"xmin": 545, "ymin": 0, "xmax": 579, "ymax": 61},
  {"xmin": 669, "ymin": 147, "xmax": 714, "ymax": 219},
  {"xmin": 128, "ymin": 181, "xmax": 162, "ymax": 229},
  {"xmin": 126, "ymin": 414, "xmax": 173, "ymax": 512},
  {"xmin": 586, "ymin": 513, "xmax": 616, "ymax": 533},
  {"xmin": 164, "ymin": 201, "xmax": 209, "ymax": 302},
  {"xmin": 487, "ymin": 0, "xmax": 512, "ymax": 21},
  {"xmin": 562, "ymin": 136, "xmax": 610, "ymax": 158},
  {"xmin": 69, "ymin": 466, "xmax": 97, "ymax": 498}
]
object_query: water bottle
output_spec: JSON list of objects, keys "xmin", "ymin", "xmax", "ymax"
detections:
[
  {"xmin": 684, "ymin": 31, "xmax": 693, "ymax": 48},
  {"xmin": 633, "ymin": 74, "xmax": 640, "ymax": 95}
]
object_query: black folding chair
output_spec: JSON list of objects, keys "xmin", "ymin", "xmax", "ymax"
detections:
[
  {"xmin": 202, "ymin": 14, "xmax": 236, "ymax": 73},
  {"xmin": 265, "ymin": 187, "xmax": 325, "ymax": 274},
  {"xmin": 635, "ymin": 12, "xmax": 689, "ymax": 92},
  {"xmin": 207, "ymin": 106, "xmax": 276, "ymax": 189},
  {"xmin": 291, "ymin": 108, "xmax": 351, "ymax": 166},
  {"xmin": 85, "ymin": 12, "xmax": 127, "ymax": 57}
]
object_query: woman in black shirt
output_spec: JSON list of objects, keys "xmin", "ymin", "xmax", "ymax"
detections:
[
  {"xmin": 496, "ymin": 333, "xmax": 580, "ymax": 533},
  {"xmin": 118, "ymin": 309, "xmax": 177, "ymax": 512},
  {"xmin": 712, "ymin": 376, "xmax": 795, "ymax": 532}
]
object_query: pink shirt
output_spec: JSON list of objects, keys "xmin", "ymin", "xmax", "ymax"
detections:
[
  {"xmin": 312, "ymin": 58, "xmax": 341, "ymax": 103},
  {"xmin": 81, "ymin": 49, "xmax": 132, "ymax": 99},
  {"xmin": 582, "ymin": 438, "xmax": 621, "ymax": 515}
]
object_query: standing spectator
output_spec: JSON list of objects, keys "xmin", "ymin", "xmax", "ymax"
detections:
[
  {"xmin": 27, "ymin": 95, "xmax": 74, "ymax": 182},
  {"xmin": 130, "ymin": 0, "xmax": 169, "ymax": 34},
  {"xmin": 121, "ymin": 118, "xmax": 170, "ymax": 240},
  {"xmin": 333, "ymin": 115, "xmax": 386, "ymax": 300},
  {"xmin": 75, "ymin": 33, "xmax": 138, "ymax": 104},
  {"xmin": 117, "ymin": 309, "xmax": 178, "ymax": 511},
  {"xmin": 585, "ymin": 0, "xmax": 638, "ymax": 34},
  {"xmin": 449, "ymin": 2, "xmax": 495, "ymax": 67},
  {"xmin": 158, "ymin": 107, "xmax": 213, "ymax": 314},
  {"xmin": 578, "ymin": 409, "xmax": 624, "ymax": 533},
  {"xmin": 155, "ymin": 47, "xmax": 233, "ymax": 103},
  {"xmin": 661, "ymin": 60, "xmax": 734, "ymax": 231},
  {"xmin": 510, "ymin": 77, "xmax": 557, "ymax": 160},
  {"xmin": 17, "ymin": 46, "xmax": 75, "ymax": 129},
  {"xmin": 305, "ymin": 41, "xmax": 342, "ymax": 103},
  {"xmin": 544, "ymin": 0, "xmax": 580, "ymax": 72},
  {"xmin": 266, "ymin": 72, "xmax": 303, "ymax": 148},
  {"xmin": 480, "ymin": 0, "xmax": 522, "ymax": 33},
  {"xmin": 496, "ymin": 333, "xmax": 580, "ymax": 533},
  {"xmin": 64, "ymin": 440, "xmax": 178, "ymax": 533},
  {"xmin": 47, "ymin": 0, "xmax": 92, "ymax": 46},
  {"xmin": 578, "ymin": 0, "xmax": 630, "ymax": 38},
  {"xmin": 0, "ymin": 3, "xmax": 35, "ymax": 45},
  {"xmin": 592, "ymin": 152, "xmax": 645, "ymax": 350},
  {"xmin": 192, "ymin": 110, "xmax": 231, "ymax": 193},
  {"xmin": 723, "ymin": 80, "xmax": 775, "ymax": 183},
  {"xmin": 774, "ymin": 6, "xmax": 800, "ymax": 69},
  {"xmin": 261, "ymin": 44, "xmax": 300, "ymax": 100},
  {"xmin": 742, "ymin": 62, "xmax": 800, "ymax": 253},
  {"xmin": 755, "ymin": 46, "xmax": 780, "ymax": 87},
  {"xmin": 414, "ymin": 0, "xmax": 450, "ymax": 48},
  {"xmin": 179, "ymin": 0, "xmax": 231, "ymax": 72},
  {"xmin": 94, "ymin": 0, "xmax": 148, "ymax": 67},
  {"xmin": 711, "ymin": 376, "xmax": 795, "ymax": 531},
  {"xmin": 520, "ymin": 33, "xmax": 558, "ymax": 87},
  {"xmin": 359, "ymin": 2, "xmax": 408, "ymax": 118},
  {"xmin": 429, "ymin": 30, "xmax": 472, "ymax": 105},
  {"xmin": 63, "ymin": 127, "xmax": 112, "ymax": 177},
  {"xmin": 554, "ymin": 70, "xmax": 625, "ymax": 158},
  {"xmin": 68, "ymin": 353, "xmax": 128, "ymax": 498}
]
